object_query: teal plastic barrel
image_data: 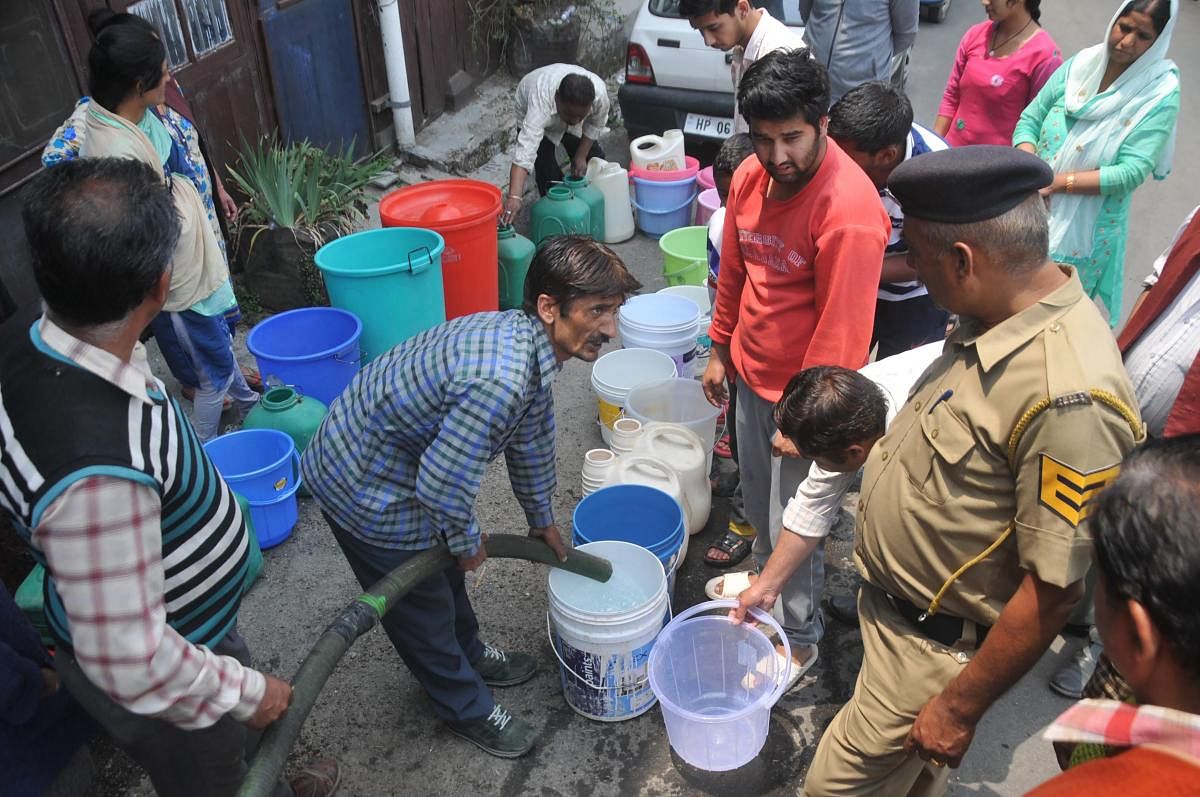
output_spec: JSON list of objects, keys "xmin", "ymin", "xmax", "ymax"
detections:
[{"xmin": 314, "ymin": 228, "xmax": 446, "ymax": 361}]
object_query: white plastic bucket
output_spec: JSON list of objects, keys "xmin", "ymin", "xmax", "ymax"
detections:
[
  {"xmin": 619, "ymin": 294, "xmax": 700, "ymax": 378},
  {"xmin": 591, "ymin": 348, "xmax": 678, "ymax": 443},
  {"xmin": 624, "ymin": 378, "xmax": 722, "ymax": 470},
  {"xmin": 548, "ymin": 540, "xmax": 671, "ymax": 722},
  {"xmin": 648, "ymin": 599, "xmax": 792, "ymax": 771}
]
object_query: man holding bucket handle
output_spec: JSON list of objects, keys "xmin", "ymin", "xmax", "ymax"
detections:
[
  {"xmin": 802, "ymin": 146, "xmax": 1143, "ymax": 796},
  {"xmin": 703, "ymin": 48, "xmax": 889, "ymax": 682},
  {"xmin": 502, "ymin": 64, "xmax": 609, "ymax": 223},
  {"xmin": 726, "ymin": 343, "xmax": 942, "ymax": 629},
  {"xmin": 0, "ymin": 159, "xmax": 339, "ymax": 797},
  {"xmin": 302, "ymin": 235, "xmax": 641, "ymax": 758}
]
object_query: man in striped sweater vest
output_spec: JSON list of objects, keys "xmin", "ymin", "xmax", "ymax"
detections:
[{"xmin": 0, "ymin": 159, "xmax": 337, "ymax": 797}]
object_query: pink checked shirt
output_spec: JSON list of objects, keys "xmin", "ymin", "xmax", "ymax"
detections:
[{"xmin": 31, "ymin": 318, "xmax": 265, "ymax": 729}]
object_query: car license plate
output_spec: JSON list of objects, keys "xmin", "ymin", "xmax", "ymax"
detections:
[{"xmin": 684, "ymin": 113, "xmax": 734, "ymax": 139}]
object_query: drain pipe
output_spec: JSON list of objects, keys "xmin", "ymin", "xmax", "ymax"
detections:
[
  {"xmin": 237, "ymin": 537, "xmax": 612, "ymax": 797},
  {"xmin": 377, "ymin": 0, "xmax": 416, "ymax": 149}
]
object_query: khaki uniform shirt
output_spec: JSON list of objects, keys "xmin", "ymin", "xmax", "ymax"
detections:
[{"xmin": 854, "ymin": 269, "xmax": 1143, "ymax": 628}]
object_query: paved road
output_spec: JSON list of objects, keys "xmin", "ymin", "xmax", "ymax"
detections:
[{"xmin": 906, "ymin": 0, "xmax": 1200, "ymax": 324}]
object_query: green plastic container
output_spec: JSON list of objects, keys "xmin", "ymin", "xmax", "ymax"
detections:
[
  {"xmin": 658, "ymin": 225, "xmax": 710, "ymax": 286},
  {"xmin": 530, "ymin": 185, "xmax": 590, "ymax": 244},
  {"xmin": 563, "ymin": 175, "xmax": 606, "ymax": 241},
  {"xmin": 15, "ymin": 563, "xmax": 52, "ymax": 646},
  {"xmin": 497, "ymin": 225, "xmax": 536, "ymax": 311},
  {"xmin": 242, "ymin": 387, "xmax": 328, "ymax": 454},
  {"xmin": 234, "ymin": 492, "xmax": 264, "ymax": 587}
]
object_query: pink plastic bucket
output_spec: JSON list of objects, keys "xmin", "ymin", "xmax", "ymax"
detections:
[
  {"xmin": 629, "ymin": 155, "xmax": 700, "ymax": 182},
  {"xmin": 694, "ymin": 188, "xmax": 721, "ymax": 226},
  {"xmin": 697, "ymin": 165, "xmax": 715, "ymax": 191}
]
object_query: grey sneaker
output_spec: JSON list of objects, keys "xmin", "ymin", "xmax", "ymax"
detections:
[
  {"xmin": 471, "ymin": 643, "xmax": 537, "ymax": 687},
  {"xmin": 447, "ymin": 703, "xmax": 537, "ymax": 758},
  {"xmin": 1049, "ymin": 627, "xmax": 1103, "ymax": 699}
]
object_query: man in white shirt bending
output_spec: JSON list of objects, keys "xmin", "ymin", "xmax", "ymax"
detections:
[
  {"xmin": 502, "ymin": 64, "xmax": 609, "ymax": 223},
  {"xmin": 726, "ymin": 343, "xmax": 942, "ymax": 629},
  {"xmin": 679, "ymin": 0, "xmax": 806, "ymax": 133}
]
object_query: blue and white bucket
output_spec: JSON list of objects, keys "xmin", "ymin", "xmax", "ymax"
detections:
[{"xmin": 547, "ymin": 540, "xmax": 670, "ymax": 722}]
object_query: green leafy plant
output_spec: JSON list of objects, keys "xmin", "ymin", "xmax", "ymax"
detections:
[{"xmin": 227, "ymin": 136, "xmax": 392, "ymax": 254}]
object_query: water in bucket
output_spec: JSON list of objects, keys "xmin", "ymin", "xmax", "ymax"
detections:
[
  {"xmin": 648, "ymin": 600, "xmax": 792, "ymax": 771},
  {"xmin": 548, "ymin": 540, "xmax": 671, "ymax": 722}
]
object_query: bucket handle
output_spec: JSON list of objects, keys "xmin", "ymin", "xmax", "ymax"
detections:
[
  {"xmin": 540, "ymin": 216, "xmax": 571, "ymax": 237},
  {"xmin": 631, "ymin": 191, "xmax": 698, "ymax": 217},
  {"xmin": 545, "ymin": 609, "xmax": 670, "ymax": 692},
  {"xmin": 668, "ymin": 599, "xmax": 793, "ymax": 705},
  {"xmin": 662, "ymin": 257, "xmax": 707, "ymax": 279},
  {"xmin": 406, "ymin": 245, "xmax": 433, "ymax": 276},
  {"xmin": 626, "ymin": 458, "xmax": 674, "ymax": 482}
]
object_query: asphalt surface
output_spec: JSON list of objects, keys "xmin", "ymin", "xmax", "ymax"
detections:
[{"xmin": 91, "ymin": 2, "xmax": 1200, "ymax": 794}]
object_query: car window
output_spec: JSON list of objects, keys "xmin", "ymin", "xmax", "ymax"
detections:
[{"xmin": 649, "ymin": 0, "xmax": 804, "ymax": 25}]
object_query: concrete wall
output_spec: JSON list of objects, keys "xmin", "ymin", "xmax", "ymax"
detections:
[{"xmin": 578, "ymin": 0, "xmax": 644, "ymax": 78}]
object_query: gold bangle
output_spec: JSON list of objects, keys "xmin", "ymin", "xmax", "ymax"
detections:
[{"xmin": 1065, "ymin": 174, "xmax": 1076, "ymax": 193}]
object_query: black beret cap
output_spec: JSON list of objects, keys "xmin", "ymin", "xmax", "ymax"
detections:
[{"xmin": 887, "ymin": 145, "xmax": 1053, "ymax": 224}]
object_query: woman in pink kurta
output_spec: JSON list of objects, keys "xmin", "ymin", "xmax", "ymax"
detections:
[{"xmin": 934, "ymin": 0, "xmax": 1062, "ymax": 147}]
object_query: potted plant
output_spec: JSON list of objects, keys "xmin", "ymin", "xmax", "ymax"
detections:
[{"xmin": 227, "ymin": 137, "xmax": 391, "ymax": 311}]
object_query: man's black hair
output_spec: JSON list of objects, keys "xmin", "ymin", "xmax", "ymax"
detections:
[
  {"xmin": 773, "ymin": 367, "xmax": 887, "ymax": 462},
  {"xmin": 1090, "ymin": 434, "xmax": 1200, "ymax": 680},
  {"xmin": 87, "ymin": 13, "xmax": 166, "ymax": 111},
  {"xmin": 556, "ymin": 73, "xmax": 596, "ymax": 108},
  {"xmin": 828, "ymin": 81, "xmax": 913, "ymax": 154},
  {"xmin": 737, "ymin": 48, "xmax": 829, "ymax": 126},
  {"xmin": 679, "ymin": 0, "xmax": 738, "ymax": 17},
  {"xmin": 713, "ymin": 133, "xmax": 754, "ymax": 179},
  {"xmin": 23, "ymin": 158, "xmax": 178, "ymax": 326},
  {"xmin": 522, "ymin": 235, "xmax": 642, "ymax": 316}
]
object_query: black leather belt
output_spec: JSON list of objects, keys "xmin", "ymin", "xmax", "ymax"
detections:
[{"xmin": 887, "ymin": 592, "xmax": 990, "ymax": 649}]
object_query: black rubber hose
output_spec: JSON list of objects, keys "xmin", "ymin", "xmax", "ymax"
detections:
[{"xmin": 237, "ymin": 537, "xmax": 611, "ymax": 796}]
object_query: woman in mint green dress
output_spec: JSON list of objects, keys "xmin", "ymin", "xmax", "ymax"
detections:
[{"xmin": 1013, "ymin": 0, "xmax": 1179, "ymax": 325}]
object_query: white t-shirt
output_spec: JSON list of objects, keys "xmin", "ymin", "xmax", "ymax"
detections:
[
  {"xmin": 780, "ymin": 341, "xmax": 943, "ymax": 537},
  {"xmin": 731, "ymin": 11, "xmax": 806, "ymax": 134}
]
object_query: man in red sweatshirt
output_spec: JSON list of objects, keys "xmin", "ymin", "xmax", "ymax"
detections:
[{"xmin": 703, "ymin": 47, "xmax": 889, "ymax": 676}]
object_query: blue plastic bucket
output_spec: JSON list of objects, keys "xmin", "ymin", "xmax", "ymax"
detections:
[
  {"xmin": 573, "ymin": 485, "xmax": 686, "ymax": 579},
  {"xmin": 314, "ymin": 227, "xmax": 446, "ymax": 361},
  {"xmin": 244, "ymin": 481, "xmax": 302, "ymax": 549},
  {"xmin": 247, "ymin": 308, "xmax": 362, "ymax": 408},
  {"xmin": 632, "ymin": 175, "xmax": 697, "ymax": 238},
  {"xmin": 204, "ymin": 429, "xmax": 300, "ymax": 502}
]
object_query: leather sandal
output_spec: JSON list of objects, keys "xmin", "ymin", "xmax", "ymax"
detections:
[{"xmin": 704, "ymin": 529, "xmax": 754, "ymax": 568}]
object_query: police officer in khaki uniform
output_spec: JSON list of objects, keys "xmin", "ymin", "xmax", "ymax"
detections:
[{"xmin": 804, "ymin": 146, "xmax": 1144, "ymax": 797}]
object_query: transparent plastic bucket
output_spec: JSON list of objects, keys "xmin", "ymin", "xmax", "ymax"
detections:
[{"xmin": 648, "ymin": 599, "xmax": 791, "ymax": 771}]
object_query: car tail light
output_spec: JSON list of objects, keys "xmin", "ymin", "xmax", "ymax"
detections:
[{"xmin": 626, "ymin": 43, "xmax": 655, "ymax": 85}]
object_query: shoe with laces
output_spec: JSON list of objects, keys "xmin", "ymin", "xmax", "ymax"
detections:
[
  {"xmin": 471, "ymin": 644, "xmax": 537, "ymax": 687},
  {"xmin": 447, "ymin": 703, "xmax": 537, "ymax": 758},
  {"xmin": 1049, "ymin": 626, "xmax": 1104, "ymax": 699}
]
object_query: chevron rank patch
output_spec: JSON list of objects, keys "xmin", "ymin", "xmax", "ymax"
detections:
[{"xmin": 1038, "ymin": 454, "xmax": 1120, "ymax": 527}]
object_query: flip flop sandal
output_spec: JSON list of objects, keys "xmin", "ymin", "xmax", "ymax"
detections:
[
  {"xmin": 241, "ymin": 366, "xmax": 264, "ymax": 392},
  {"xmin": 703, "ymin": 529, "xmax": 754, "ymax": 568},
  {"xmin": 714, "ymin": 432, "xmax": 733, "ymax": 459},
  {"xmin": 705, "ymin": 570, "xmax": 755, "ymax": 601},
  {"xmin": 739, "ymin": 644, "xmax": 818, "ymax": 694}
]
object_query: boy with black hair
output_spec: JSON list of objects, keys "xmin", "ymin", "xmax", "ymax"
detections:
[
  {"xmin": 828, "ymin": 81, "xmax": 949, "ymax": 358},
  {"xmin": 502, "ymin": 65, "xmax": 609, "ymax": 222},
  {"xmin": 679, "ymin": 0, "xmax": 805, "ymax": 133},
  {"xmin": 703, "ymin": 48, "xmax": 889, "ymax": 676}
]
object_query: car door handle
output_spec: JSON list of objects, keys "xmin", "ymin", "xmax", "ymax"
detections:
[{"xmin": 657, "ymin": 38, "xmax": 680, "ymax": 48}]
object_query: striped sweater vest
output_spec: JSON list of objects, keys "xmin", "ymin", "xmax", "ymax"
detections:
[{"xmin": 0, "ymin": 325, "xmax": 249, "ymax": 651}]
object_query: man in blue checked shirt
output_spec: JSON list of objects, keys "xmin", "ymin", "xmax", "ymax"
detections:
[{"xmin": 302, "ymin": 235, "xmax": 641, "ymax": 758}]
